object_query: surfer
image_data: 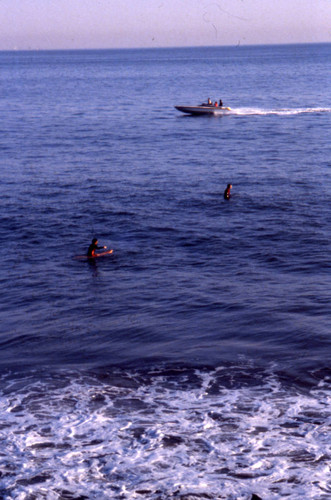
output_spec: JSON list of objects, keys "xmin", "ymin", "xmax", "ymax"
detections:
[
  {"xmin": 224, "ymin": 183, "xmax": 232, "ymax": 200},
  {"xmin": 87, "ymin": 238, "xmax": 107, "ymax": 257}
]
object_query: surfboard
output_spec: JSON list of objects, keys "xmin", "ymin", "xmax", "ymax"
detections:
[
  {"xmin": 74, "ymin": 249, "xmax": 114, "ymax": 260},
  {"xmin": 93, "ymin": 249, "xmax": 113, "ymax": 257}
]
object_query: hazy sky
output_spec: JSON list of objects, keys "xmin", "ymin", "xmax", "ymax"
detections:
[{"xmin": 0, "ymin": 0, "xmax": 330, "ymax": 50}]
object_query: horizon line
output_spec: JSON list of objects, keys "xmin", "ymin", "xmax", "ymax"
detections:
[{"xmin": 1, "ymin": 40, "xmax": 330, "ymax": 53}]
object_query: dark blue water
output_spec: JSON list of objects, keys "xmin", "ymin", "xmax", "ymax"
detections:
[{"xmin": 0, "ymin": 44, "xmax": 330, "ymax": 499}]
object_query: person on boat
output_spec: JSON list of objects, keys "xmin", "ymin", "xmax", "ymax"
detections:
[
  {"xmin": 224, "ymin": 184, "xmax": 232, "ymax": 200},
  {"xmin": 87, "ymin": 238, "xmax": 107, "ymax": 257},
  {"xmin": 219, "ymin": 99, "xmax": 223, "ymax": 107},
  {"xmin": 214, "ymin": 101, "xmax": 218, "ymax": 107},
  {"xmin": 207, "ymin": 98, "xmax": 212, "ymax": 106}
]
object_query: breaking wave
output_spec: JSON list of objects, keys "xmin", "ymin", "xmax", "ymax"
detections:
[{"xmin": 0, "ymin": 365, "xmax": 330, "ymax": 499}]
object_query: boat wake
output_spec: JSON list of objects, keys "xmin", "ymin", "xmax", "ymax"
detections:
[{"xmin": 229, "ymin": 107, "xmax": 331, "ymax": 116}]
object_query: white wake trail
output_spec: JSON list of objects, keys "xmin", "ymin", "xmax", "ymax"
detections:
[{"xmin": 230, "ymin": 107, "xmax": 331, "ymax": 116}]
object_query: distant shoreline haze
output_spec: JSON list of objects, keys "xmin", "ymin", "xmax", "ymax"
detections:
[{"xmin": 1, "ymin": 41, "xmax": 330, "ymax": 53}]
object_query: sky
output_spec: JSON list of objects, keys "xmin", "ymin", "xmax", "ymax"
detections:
[{"xmin": 0, "ymin": 0, "xmax": 330, "ymax": 50}]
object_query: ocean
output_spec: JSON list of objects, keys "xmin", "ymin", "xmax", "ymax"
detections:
[{"xmin": 0, "ymin": 43, "xmax": 330, "ymax": 499}]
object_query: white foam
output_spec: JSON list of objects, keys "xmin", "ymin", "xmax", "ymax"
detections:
[
  {"xmin": 229, "ymin": 107, "xmax": 331, "ymax": 116},
  {"xmin": 0, "ymin": 368, "xmax": 330, "ymax": 499}
]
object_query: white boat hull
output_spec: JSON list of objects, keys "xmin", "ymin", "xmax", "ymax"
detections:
[{"xmin": 175, "ymin": 105, "xmax": 231, "ymax": 116}]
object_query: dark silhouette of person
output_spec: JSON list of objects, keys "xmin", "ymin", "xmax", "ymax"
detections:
[
  {"xmin": 224, "ymin": 183, "xmax": 232, "ymax": 200},
  {"xmin": 87, "ymin": 238, "xmax": 107, "ymax": 257}
]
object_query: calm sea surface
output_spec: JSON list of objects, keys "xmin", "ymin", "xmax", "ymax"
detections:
[{"xmin": 0, "ymin": 44, "xmax": 330, "ymax": 499}]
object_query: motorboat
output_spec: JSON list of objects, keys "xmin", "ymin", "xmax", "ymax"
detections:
[{"xmin": 175, "ymin": 104, "xmax": 231, "ymax": 116}]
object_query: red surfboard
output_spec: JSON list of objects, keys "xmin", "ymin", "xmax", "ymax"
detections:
[{"xmin": 74, "ymin": 249, "xmax": 114, "ymax": 260}]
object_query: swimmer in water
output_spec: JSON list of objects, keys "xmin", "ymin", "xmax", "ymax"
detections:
[
  {"xmin": 224, "ymin": 183, "xmax": 232, "ymax": 200},
  {"xmin": 87, "ymin": 238, "xmax": 107, "ymax": 257}
]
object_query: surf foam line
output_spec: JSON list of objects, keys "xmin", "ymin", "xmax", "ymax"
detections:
[
  {"xmin": 0, "ymin": 366, "xmax": 330, "ymax": 499},
  {"xmin": 229, "ymin": 107, "xmax": 331, "ymax": 116}
]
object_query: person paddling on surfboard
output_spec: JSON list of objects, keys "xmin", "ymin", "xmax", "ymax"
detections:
[
  {"xmin": 87, "ymin": 238, "xmax": 107, "ymax": 257},
  {"xmin": 224, "ymin": 183, "xmax": 232, "ymax": 200}
]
